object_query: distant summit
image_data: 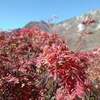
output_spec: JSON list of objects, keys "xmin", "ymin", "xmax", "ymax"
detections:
[
  {"xmin": 25, "ymin": 9, "xmax": 100, "ymax": 51},
  {"xmin": 53, "ymin": 9, "xmax": 100, "ymax": 51},
  {"xmin": 25, "ymin": 21, "xmax": 53, "ymax": 33}
]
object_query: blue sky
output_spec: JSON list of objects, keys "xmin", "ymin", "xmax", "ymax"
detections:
[{"xmin": 0, "ymin": 0, "xmax": 100, "ymax": 30}]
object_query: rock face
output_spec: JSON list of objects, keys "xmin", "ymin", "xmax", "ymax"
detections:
[
  {"xmin": 53, "ymin": 9, "xmax": 100, "ymax": 51},
  {"xmin": 25, "ymin": 9, "xmax": 100, "ymax": 51}
]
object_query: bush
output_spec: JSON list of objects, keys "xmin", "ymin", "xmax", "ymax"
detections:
[{"xmin": 0, "ymin": 27, "xmax": 99, "ymax": 100}]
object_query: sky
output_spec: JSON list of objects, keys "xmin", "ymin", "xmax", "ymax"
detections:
[{"xmin": 0, "ymin": 0, "xmax": 100, "ymax": 30}]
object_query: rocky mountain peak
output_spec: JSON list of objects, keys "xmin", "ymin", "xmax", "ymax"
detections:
[{"xmin": 25, "ymin": 9, "xmax": 100, "ymax": 51}]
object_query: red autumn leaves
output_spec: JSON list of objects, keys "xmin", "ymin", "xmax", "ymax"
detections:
[{"xmin": 0, "ymin": 27, "xmax": 99, "ymax": 100}]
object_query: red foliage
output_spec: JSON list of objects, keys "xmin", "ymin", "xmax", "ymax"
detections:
[
  {"xmin": 0, "ymin": 27, "xmax": 97, "ymax": 100},
  {"xmin": 36, "ymin": 33, "xmax": 91, "ymax": 99},
  {"xmin": 0, "ymin": 27, "xmax": 48, "ymax": 100}
]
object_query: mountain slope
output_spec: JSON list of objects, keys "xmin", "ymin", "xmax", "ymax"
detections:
[{"xmin": 25, "ymin": 9, "xmax": 100, "ymax": 51}]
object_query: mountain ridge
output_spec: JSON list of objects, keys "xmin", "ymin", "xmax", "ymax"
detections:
[{"xmin": 25, "ymin": 9, "xmax": 100, "ymax": 51}]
